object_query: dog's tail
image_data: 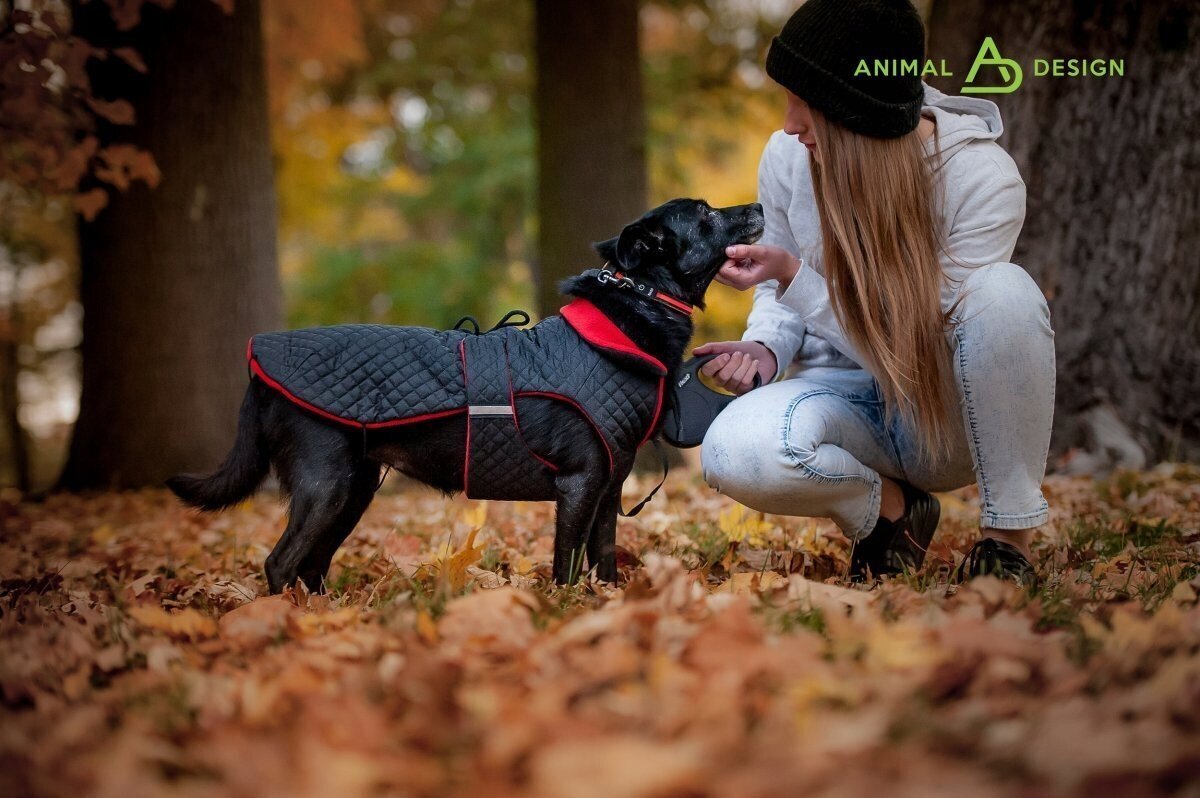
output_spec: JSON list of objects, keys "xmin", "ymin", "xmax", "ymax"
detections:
[{"xmin": 166, "ymin": 383, "xmax": 269, "ymax": 511}]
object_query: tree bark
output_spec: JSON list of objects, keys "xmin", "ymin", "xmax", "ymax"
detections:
[
  {"xmin": 60, "ymin": 0, "xmax": 281, "ymax": 489},
  {"xmin": 1, "ymin": 310, "xmax": 30, "ymax": 493},
  {"xmin": 533, "ymin": 0, "xmax": 647, "ymax": 317},
  {"xmin": 928, "ymin": 0, "xmax": 1200, "ymax": 466}
]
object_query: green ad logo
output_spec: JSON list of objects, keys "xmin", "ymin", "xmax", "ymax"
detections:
[
  {"xmin": 963, "ymin": 37, "xmax": 1023, "ymax": 94},
  {"xmin": 851, "ymin": 38, "xmax": 1124, "ymax": 92}
]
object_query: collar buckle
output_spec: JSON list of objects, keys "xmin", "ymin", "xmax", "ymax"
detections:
[
  {"xmin": 597, "ymin": 267, "xmax": 637, "ymax": 290},
  {"xmin": 595, "ymin": 266, "xmax": 693, "ymax": 317}
]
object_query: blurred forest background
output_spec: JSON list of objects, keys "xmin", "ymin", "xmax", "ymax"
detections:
[{"xmin": 0, "ymin": 0, "xmax": 1197, "ymax": 493}]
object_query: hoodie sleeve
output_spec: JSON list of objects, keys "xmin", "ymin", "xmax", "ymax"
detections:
[
  {"xmin": 773, "ymin": 170, "xmax": 1028, "ymax": 375},
  {"xmin": 741, "ymin": 132, "xmax": 809, "ymax": 380}
]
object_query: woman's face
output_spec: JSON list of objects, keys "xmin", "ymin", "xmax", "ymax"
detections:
[{"xmin": 783, "ymin": 89, "xmax": 818, "ymax": 160}]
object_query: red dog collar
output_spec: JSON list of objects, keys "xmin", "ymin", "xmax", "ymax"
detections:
[{"xmin": 596, "ymin": 267, "xmax": 693, "ymax": 317}]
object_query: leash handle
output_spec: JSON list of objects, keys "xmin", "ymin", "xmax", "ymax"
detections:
[
  {"xmin": 488, "ymin": 309, "xmax": 531, "ymax": 331},
  {"xmin": 661, "ymin": 354, "xmax": 762, "ymax": 449},
  {"xmin": 453, "ymin": 310, "xmax": 531, "ymax": 335},
  {"xmin": 618, "ymin": 437, "xmax": 669, "ymax": 517},
  {"xmin": 453, "ymin": 316, "xmax": 481, "ymax": 334}
]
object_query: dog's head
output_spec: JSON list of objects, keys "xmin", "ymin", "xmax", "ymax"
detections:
[{"xmin": 592, "ymin": 198, "xmax": 765, "ymax": 308}]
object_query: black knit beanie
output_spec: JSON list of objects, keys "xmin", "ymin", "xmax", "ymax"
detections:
[{"xmin": 766, "ymin": 0, "xmax": 927, "ymax": 139}]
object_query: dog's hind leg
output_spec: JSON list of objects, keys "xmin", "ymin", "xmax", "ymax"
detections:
[
  {"xmin": 293, "ymin": 462, "xmax": 380, "ymax": 591},
  {"xmin": 265, "ymin": 459, "xmax": 379, "ymax": 594},
  {"xmin": 585, "ymin": 469, "xmax": 631, "ymax": 584},
  {"xmin": 264, "ymin": 458, "xmax": 380, "ymax": 594},
  {"xmin": 261, "ymin": 407, "xmax": 381, "ymax": 593}
]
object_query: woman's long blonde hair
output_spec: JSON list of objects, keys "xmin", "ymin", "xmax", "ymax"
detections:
[{"xmin": 808, "ymin": 108, "xmax": 960, "ymax": 466}]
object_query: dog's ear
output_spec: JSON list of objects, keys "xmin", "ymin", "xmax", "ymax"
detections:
[
  {"xmin": 612, "ymin": 222, "xmax": 681, "ymax": 272},
  {"xmin": 615, "ymin": 223, "xmax": 652, "ymax": 271},
  {"xmin": 595, "ymin": 221, "xmax": 681, "ymax": 271},
  {"xmin": 591, "ymin": 227, "xmax": 650, "ymax": 271},
  {"xmin": 592, "ymin": 236, "xmax": 620, "ymax": 266}
]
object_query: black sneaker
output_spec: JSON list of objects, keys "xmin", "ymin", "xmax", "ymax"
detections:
[
  {"xmin": 849, "ymin": 480, "xmax": 940, "ymax": 581},
  {"xmin": 952, "ymin": 537, "xmax": 1037, "ymax": 588}
]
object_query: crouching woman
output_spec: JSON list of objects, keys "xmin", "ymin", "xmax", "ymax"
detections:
[{"xmin": 696, "ymin": 0, "xmax": 1056, "ymax": 584}]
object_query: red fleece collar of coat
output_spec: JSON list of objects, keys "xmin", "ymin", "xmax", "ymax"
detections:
[{"xmin": 559, "ymin": 298, "xmax": 668, "ymax": 376}]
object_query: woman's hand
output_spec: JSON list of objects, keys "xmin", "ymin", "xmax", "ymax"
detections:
[
  {"xmin": 715, "ymin": 244, "xmax": 802, "ymax": 291},
  {"xmin": 692, "ymin": 340, "xmax": 777, "ymax": 395}
]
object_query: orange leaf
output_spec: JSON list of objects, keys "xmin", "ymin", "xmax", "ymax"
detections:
[
  {"xmin": 416, "ymin": 610, "xmax": 438, "ymax": 643},
  {"xmin": 128, "ymin": 149, "xmax": 161, "ymax": 188},
  {"xmin": 73, "ymin": 188, "xmax": 108, "ymax": 221},
  {"xmin": 87, "ymin": 97, "xmax": 136, "ymax": 125},
  {"xmin": 112, "ymin": 46, "xmax": 147, "ymax": 73},
  {"xmin": 54, "ymin": 137, "xmax": 99, "ymax": 192},
  {"xmin": 439, "ymin": 528, "xmax": 485, "ymax": 592}
]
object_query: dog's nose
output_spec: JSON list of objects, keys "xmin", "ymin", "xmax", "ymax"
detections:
[{"xmin": 748, "ymin": 203, "xmax": 763, "ymax": 215}]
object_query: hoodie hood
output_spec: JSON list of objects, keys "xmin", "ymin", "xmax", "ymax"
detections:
[{"xmin": 919, "ymin": 81, "xmax": 1005, "ymax": 165}]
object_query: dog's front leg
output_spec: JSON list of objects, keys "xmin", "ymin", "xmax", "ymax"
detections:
[
  {"xmin": 586, "ymin": 479, "xmax": 625, "ymax": 583},
  {"xmin": 552, "ymin": 472, "xmax": 606, "ymax": 585}
]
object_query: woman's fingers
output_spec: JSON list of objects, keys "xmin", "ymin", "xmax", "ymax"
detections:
[
  {"xmin": 693, "ymin": 341, "xmax": 737, "ymax": 357},
  {"xmin": 717, "ymin": 261, "xmax": 759, "ymax": 291},
  {"xmin": 699, "ymin": 352, "xmax": 730, "ymax": 378},
  {"xmin": 715, "ymin": 351, "xmax": 748, "ymax": 385},
  {"xmin": 692, "ymin": 347, "xmax": 763, "ymax": 395},
  {"xmin": 733, "ymin": 356, "xmax": 759, "ymax": 392},
  {"xmin": 724, "ymin": 243, "xmax": 769, "ymax": 262}
]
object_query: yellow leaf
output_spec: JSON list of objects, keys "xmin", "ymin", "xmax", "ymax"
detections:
[
  {"xmin": 438, "ymin": 528, "xmax": 486, "ymax": 592},
  {"xmin": 416, "ymin": 610, "xmax": 438, "ymax": 643},
  {"xmin": 461, "ymin": 501, "xmax": 489, "ymax": 530},
  {"xmin": 718, "ymin": 571, "xmax": 786, "ymax": 595},
  {"xmin": 90, "ymin": 524, "xmax": 117, "ymax": 544},
  {"xmin": 288, "ymin": 606, "xmax": 361, "ymax": 637},
  {"xmin": 718, "ymin": 505, "xmax": 773, "ymax": 547},
  {"xmin": 127, "ymin": 606, "xmax": 217, "ymax": 641}
]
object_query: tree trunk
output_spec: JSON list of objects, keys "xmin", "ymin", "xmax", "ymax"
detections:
[
  {"xmin": 928, "ymin": 0, "xmax": 1200, "ymax": 467},
  {"xmin": 60, "ymin": 0, "xmax": 281, "ymax": 489},
  {"xmin": 1, "ymin": 311, "xmax": 30, "ymax": 494},
  {"xmin": 533, "ymin": 0, "xmax": 647, "ymax": 317}
]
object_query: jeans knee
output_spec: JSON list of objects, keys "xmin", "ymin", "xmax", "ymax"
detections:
[
  {"xmin": 782, "ymin": 391, "xmax": 839, "ymax": 473},
  {"xmin": 701, "ymin": 395, "xmax": 787, "ymax": 496},
  {"xmin": 700, "ymin": 408, "xmax": 740, "ymax": 492}
]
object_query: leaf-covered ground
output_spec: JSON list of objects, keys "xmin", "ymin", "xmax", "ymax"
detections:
[{"xmin": 3, "ymin": 465, "xmax": 1200, "ymax": 797}]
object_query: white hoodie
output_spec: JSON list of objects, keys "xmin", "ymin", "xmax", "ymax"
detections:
[{"xmin": 742, "ymin": 81, "xmax": 1027, "ymax": 379}]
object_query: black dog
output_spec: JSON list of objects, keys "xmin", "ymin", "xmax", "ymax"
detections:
[{"xmin": 168, "ymin": 198, "xmax": 764, "ymax": 591}]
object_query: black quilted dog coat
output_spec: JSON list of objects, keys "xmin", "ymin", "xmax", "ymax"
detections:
[{"xmin": 247, "ymin": 299, "xmax": 667, "ymax": 501}]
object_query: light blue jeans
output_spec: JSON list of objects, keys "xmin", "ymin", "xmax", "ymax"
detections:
[{"xmin": 701, "ymin": 262, "xmax": 1056, "ymax": 539}]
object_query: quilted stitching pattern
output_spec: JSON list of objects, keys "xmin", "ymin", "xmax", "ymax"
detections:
[
  {"xmin": 249, "ymin": 316, "xmax": 663, "ymax": 491},
  {"xmin": 250, "ymin": 325, "xmax": 469, "ymax": 424},
  {"xmin": 510, "ymin": 320, "xmax": 661, "ymax": 455},
  {"xmin": 463, "ymin": 331, "xmax": 557, "ymax": 500}
]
